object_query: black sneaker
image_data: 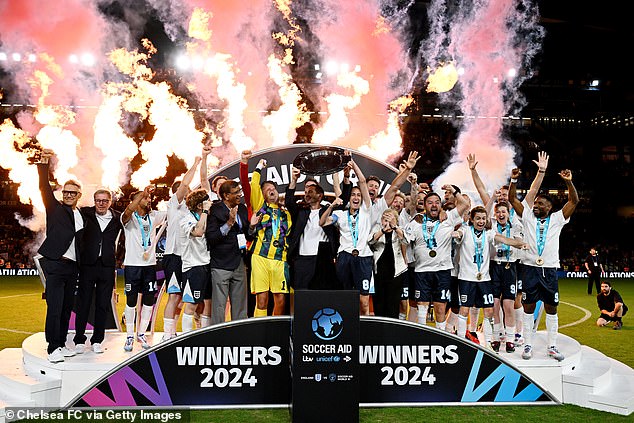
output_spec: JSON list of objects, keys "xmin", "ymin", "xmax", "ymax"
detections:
[
  {"xmin": 614, "ymin": 321, "xmax": 622, "ymax": 330},
  {"xmin": 491, "ymin": 341, "xmax": 500, "ymax": 352},
  {"xmin": 506, "ymin": 342, "xmax": 515, "ymax": 353}
]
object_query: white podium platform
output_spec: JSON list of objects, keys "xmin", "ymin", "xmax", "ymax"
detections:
[{"xmin": 0, "ymin": 330, "xmax": 632, "ymax": 420}]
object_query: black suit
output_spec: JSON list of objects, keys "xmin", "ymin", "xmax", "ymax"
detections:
[
  {"xmin": 205, "ymin": 200, "xmax": 253, "ymax": 324},
  {"xmin": 285, "ymin": 183, "xmax": 351, "ymax": 290},
  {"xmin": 74, "ymin": 206, "xmax": 123, "ymax": 345},
  {"xmin": 37, "ymin": 163, "xmax": 83, "ymax": 354}
]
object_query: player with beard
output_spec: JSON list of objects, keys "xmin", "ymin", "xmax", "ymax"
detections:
[
  {"xmin": 320, "ymin": 160, "xmax": 374, "ymax": 315},
  {"xmin": 596, "ymin": 281, "xmax": 627, "ymax": 330},
  {"xmin": 452, "ymin": 206, "xmax": 528, "ymax": 349},
  {"xmin": 405, "ymin": 186, "xmax": 469, "ymax": 329},
  {"xmin": 247, "ymin": 158, "xmax": 292, "ymax": 317},
  {"xmin": 285, "ymin": 166, "xmax": 350, "ymax": 291},
  {"xmin": 467, "ymin": 153, "xmax": 526, "ymax": 347},
  {"xmin": 508, "ymin": 152, "xmax": 579, "ymax": 361},
  {"xmin": 121, "ymin": 186, "xmax": 167, "ymax": 352}
]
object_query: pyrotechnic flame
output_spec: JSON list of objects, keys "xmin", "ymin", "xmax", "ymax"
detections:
[
  {"xmin": 373, "ymin": 15, "xmax": 390, "ymax": 36},
  {"xmin": 263, "ymin": 55, "xmax": 311, "ymax": 146},
  {"xmin": 188, "ymin": 7, "xmax": 255, "ymax": 154},
  {"xmin": 360, "ymin": 96, "xmax": 413, "ymax": 159},
  {"xmin": 0, "ymin": 119, "xmax": 44, "ymax": 211},
  {"xmin": 312, "ymin": 71, "xmax": 370, "ymax": 145},
  {"xmin": 426, "ymin": 62, "xmax": 459, "ymax": 93},
  {"xmin": 106, "ymin": 41, "xmax": 206, "ymax": 189}
]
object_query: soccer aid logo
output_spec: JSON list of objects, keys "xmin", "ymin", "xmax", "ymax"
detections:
[{"xmin": 311, "ymin": 308, "xmax": 344, "ymax": 341}]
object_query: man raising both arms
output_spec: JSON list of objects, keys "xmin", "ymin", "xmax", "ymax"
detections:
[{"xmin": 508, "ymin": 152, "xmax": 579, "ymax": 361}]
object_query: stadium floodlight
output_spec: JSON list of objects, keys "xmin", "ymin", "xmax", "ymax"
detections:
[
  {"xmin": 354, "ymin": 64, "xmax": 361, "ymax": 72},
  {"xmin": 457, "ymin": 67, "xmax": 465, "ymax": 75},
  {"xmin": 69, "ymin": 54, "xmax": 79, "ymax": 64},
  {"xmin": 315, "ymin": 72, "xmax": 322, "ymax": 79},
  {"xmin": 80, "ymin": 53, "xmax": 95, "ymax": 67},
  {"xmin": 325, "ymin": 61, "xmax": 338, "ymax": 75},
  {"xmin": 0, "ymin": 52, "xmax": 7, "ymax": 61},
  {"xmin": 12, "ymin": 53, "xmax": 21, "ymax": 62},
  {"xmin": 507, "ymin": 68, "xmax": 517, "ymax": 78},
  {"xmin": 28, "ymin": 54, "xmax": 37, "ymax": 63},
  {"xmin": 314, "ymin": 64, "xmax": 320, "ymax": 71},
  {"xmin": 590, "ymin": 79, "xmax": 600, "ymax": 87},
  {"xmin": 176, "ymin": 55, "xmax": 191, "ymax": 70}
]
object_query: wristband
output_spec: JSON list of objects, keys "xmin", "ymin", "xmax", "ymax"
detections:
[
  {"xmin": 538, "ymin": 170, "xmax": 545, "ymax": 173},
  {"xmin": 202, "ymin": 209, "xmax": 209, "ymax": 214},
  {"xmin": 510, "ymin": 178, "xmax": 518, "ymax": 184}
]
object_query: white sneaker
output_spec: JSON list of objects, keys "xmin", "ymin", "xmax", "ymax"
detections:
[
  {"xmin": 48, "ymin": 347, "xmax": 64, "ymax": 363},
  {"xmin": 75, "ymin": 344, "xmax": 86, "ymax": 354},
  {"xmin": 547, "ymin": 346, "xmax": 564, "ymax": 362},
  {"xmin": 137, "ymin": 333, "xmax": 151, "ymax": 350},
  {"xmin": 92, "ymin": 343, "xmax": 103, "ymax": 354},
  {"xmin": 124, "ymin": 336, "xmax": 134, "ymax": 352},
  {"xmin": 61, "ymin": 347, "xmax": 76, "ymax": 357},
  {"xmin": 522, "ymin": 345, "xmax": 533, "ymax": 360}
]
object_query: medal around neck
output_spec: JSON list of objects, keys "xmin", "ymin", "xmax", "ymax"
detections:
[
  {"xmin": 293, "ymin": 146, "xmax": 352, "ymax": 176},
  {"xmin": 429, "ymin": 250, "xmax": 437, "ymax": 258},
  {"xmin": 351, "ymin": 249, "xmax": 359, "ymax": 257},
  {"xmin": 536, "ymin": 257, "xmax": 544, "ymax": 266},
  {"xmin": 476, "ymin": 272, "xmax": 482, "ymax": 281}
]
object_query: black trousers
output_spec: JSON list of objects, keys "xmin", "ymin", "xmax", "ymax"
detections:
[
  {"xmin": 374, "ymin": 269, "xmax": 404, "ymax": 319},
  {"xmin": 41, "ymin": 257, "xmax": 78, "ymax": 354},
  {"xmin": 292, "ymin": 242, "xmax": 340, "ymax": 290},
  {"xmin": 74, "ymin": 259, "xmax": 115, "ymax": 345},
  {"xmin": 588, "ymin": 270, "xmax": 601, "ymax": 295}
]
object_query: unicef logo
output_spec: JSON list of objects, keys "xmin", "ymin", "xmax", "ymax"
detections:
[{"xmin": 311, "ymin": 308, "xmax": 343, "ymax": 341}]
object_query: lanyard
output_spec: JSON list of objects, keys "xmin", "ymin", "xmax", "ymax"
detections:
[
  {"xmin": 271, "ymin": 208, "xmax": 280, "ymax": 238},
  {"xmin": 497, "ymin": 222, "xmax": 511, "ymax": 260},
  {"xmin": 348, "ymin": 211, "xmax": 359, "ymax": 249},
  {"xmin": 536, "ymin": 216, "xmax": 550, "ymax": 257},
  {"xmin": 471, "ymin": 226, "xmax": 485, "ymax": 272},
  {"xmin": 134, "ymin": 212, "xmax": 152, "ymax": 249},
  {"xmin": 422, "ymin": 215, "xmax": 440, "ymax": 249},
  {"xmin": 191, "ymin": 211, "xmax": 200, "ymax": 221}
]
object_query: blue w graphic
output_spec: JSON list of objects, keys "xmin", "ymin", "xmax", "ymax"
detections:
[{"xmin": 461, "ymin": 351, "xmax": 544, "ymax": 402}]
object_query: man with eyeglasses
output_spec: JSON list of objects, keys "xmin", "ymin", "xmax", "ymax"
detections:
[
  {"xmin": 36, "ymin": 149, "xmax": 85, "ymax": 363},
  {"xmin": 73, "ymin": 189, "xmax": 123, "ymax": 354},
  {"xmin": 205, "ymin": 180, "xmax": 253, "ymax": 324}
]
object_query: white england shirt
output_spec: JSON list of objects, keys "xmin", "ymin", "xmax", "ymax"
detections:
[
  {"xmin": 521, "ymin": 199, "xmax": 569, "ymax": 268},
  {"xmin": 406, "ymin": 208, "xmax": 462, "ymax": 272},
  {"xmin": 332, "ymin": 204, "xmax": 373, "ymax": 257},
  {"xmin": 456, "ymin": 227, "xmax": 497, "ymax": 281},
  {"xmin": 122, "ymin": 210, "xmax": 167, "ymax": 266},
  {"xmin": 180, "ymin": 211, "xmax": 211, "ymax": 272},
  {"xmin": 164, "ymin": 194, "xmax": 188, "ymax": 256}
]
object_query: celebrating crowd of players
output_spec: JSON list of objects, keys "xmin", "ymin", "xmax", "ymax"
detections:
[{"xmin": 36, "ymin": 146, "xmax": 578, "ymax": 364}]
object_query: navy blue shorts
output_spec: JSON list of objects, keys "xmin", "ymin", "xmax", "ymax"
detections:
[
  {"xmin": 414, "ymin": 269, "xmax": 451, "ymax": 303},
  {"xmin": 458, "ymin": 279, "xmax": 494, "ymax": 308},
  {"xmin": 336, "ymin": 252, "xmax": 373, "ymax": 295},
  {"xmin": 521, "ymin": 265, "xmax": 559, "ymax": 306},
  {"xmin": 162, "ymin": 254, "xmax": 183, "ymax": 294},
  {"xmin": 182, "ymin": 265, "xmax": 209, "ymax": 304},
  {"xmin": 490, "ymin": 261, "xmax": 518, "ymax": 300},
  {"xmin": 124, "ymin": 265, "xmax": 157, "ymax": 296}
]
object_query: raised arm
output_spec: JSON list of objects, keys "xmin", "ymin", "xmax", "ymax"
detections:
[
  {"xmin": 406, "ymin": 173, "xmax": 418, "ymax": 216},
  {"xmin": 319, "ymin": 198, "xmax": 343, "ymax": 226},
  {"xmin": 122, "ymin": 186, "xmax": 152, "ymax": 224},
  {"xmin": 524, "ymin": 151, "xmax": 549, "ymax": 208},
  {"xmin": 239, "ymin": 150, "xmax": 253, "ymax": 215},
  {"xmin": 382, "ymin": 151, "xmax": 419, "ymax": 206},
  {"xmin": 508, "ymin": 167, "xmax": 523, "ymax": 215},
  {"xmin": 467, "ymin": 153, "xmax": 491, "ymax": 205},
  {"xmin": 443, "ymin": 184, "xmax": 469, "ymax": 216},
  {"xmin": 349, "ymin": 159, "xmax": 371, "ymax": 208},
  {"xmin": 37, "ymin": 149, "xmax": 56, "ymax": 210},
  {"xmin": 338, "ymin": 161, "xmax": 352, "ymax": 210},
  {"xmin": 177, "ymin": 156, "xmax": 202, "ymax": 202},
  {"xmin": 200, "ymin": 143, "xmax": 212, "ymax": 193},
  {"xmin": 559, "ymin": 169, "xmax": 579, "ymax": 219}
]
